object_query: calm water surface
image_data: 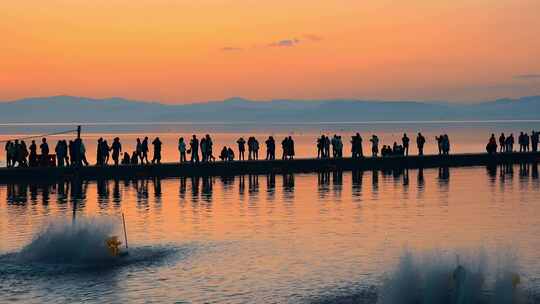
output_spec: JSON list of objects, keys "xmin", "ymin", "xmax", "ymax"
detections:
[{"xmin": 1, "ymin": 164, "xmax": 540, "ymax": 303}]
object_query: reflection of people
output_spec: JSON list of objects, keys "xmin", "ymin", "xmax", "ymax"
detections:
[{"xmin": 451, "ymin": 263, "xmax": 467, "ymax": 303}]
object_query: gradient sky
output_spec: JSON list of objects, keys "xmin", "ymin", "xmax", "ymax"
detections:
[{"xmin": 1, "ymin": 0, "xmax": 540, "ymax": 103}]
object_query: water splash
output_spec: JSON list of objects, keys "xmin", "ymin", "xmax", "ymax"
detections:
[
  {"xmin": 16, "ymin": 217, "xmax": 119, "ymax": 265},
  {"xmin": 377, "ymin": 249, "xmax": 527, "ymax": 304}
]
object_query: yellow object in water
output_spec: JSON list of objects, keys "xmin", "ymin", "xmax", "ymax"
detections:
[
  {"xmin": 106, "ymin": 236, "xmax": 122, "ymax": 257},
  {"xmin": 512, "ymin": 273, "xmax": 521, "ymax": 288}
]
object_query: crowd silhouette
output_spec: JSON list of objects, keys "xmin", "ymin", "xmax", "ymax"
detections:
[
  {"xmin": 487, "ymin": 131, "xmax": 539, "ymax": 154},
  {"xmin": 3, "ymin": 130, "xmax": 539, "ymax": 168}
]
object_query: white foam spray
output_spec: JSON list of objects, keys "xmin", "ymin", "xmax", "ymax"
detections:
[
  {"xmin": 17, "ymin": 217, "xmax": 118, "ymax": 265},
  {"xmin": 377, "ymin": 249, "xmax": 526, "ymax": 304}
]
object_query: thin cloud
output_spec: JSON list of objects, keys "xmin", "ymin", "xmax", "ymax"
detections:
[
  {"xmin": 303, "ymin": 34, "xmax": 323, "ymax": 41},
  {"xmin": 269, "ymin": 38, "xmax": 300, "ymax": 47},
  {"xmin": 514, "ymin": 74, "xmax": 540, "ymax": 80},
  {"xmin": 220, "ymin": 47, "xmax": 243, "ymax": 52}
]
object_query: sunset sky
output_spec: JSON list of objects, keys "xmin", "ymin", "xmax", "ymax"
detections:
[{"xmin": 1, "ymin": 0, "xmax": 540, "ymax": 103}]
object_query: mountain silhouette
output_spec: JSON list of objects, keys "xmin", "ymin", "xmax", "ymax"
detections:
[{"xmin": 1, "ymin": 95, "xmax": 539, "ymax": 123}]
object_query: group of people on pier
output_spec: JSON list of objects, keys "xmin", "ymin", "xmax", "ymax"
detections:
[
  {"xmin": 317, "ymin": 135, "xmax": 344, "ymax": 158},
  {"xmin": 4, "ymin": 130, "xmax": 539, "ymax": 168},
  {"xmin": 487, "ymin": 131, "xmax": 539, "ymax": 154}
]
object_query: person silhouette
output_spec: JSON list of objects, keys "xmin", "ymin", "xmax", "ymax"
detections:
[
  {"xmin": 416, "ymin": 133, "xmax": 426, "ymax": 156},
  {"xmin": 121, "ymin": 152, "xmax": 131, "ymax": 165},
  {"xmin": 111, "ymin": 137, "xmax": 122, "ymax": 166},
  {"xmin": 136, "ymin": 138, "xmax": 142, "ymax": 162},
  {"xmin": 40, "ymin": 138, "xmax": 49, "ymax": 166},
  {"xmin": 178, "ymin": 137, "xmax": 187, "ymax": 163},
  {"xmin": 151, "ymin": 137, "xmax": 162, "ymax": 164},
  {"xmin": 402, "ymin": 133, "xmax": 410, "ymax": 156},
  {"xmin": 499, "ymin": 133, "xmax": 506, "ymax": 153},
  {"xmin": 288, "ymin": 136, "xmax": 295, "ymax": 160},
  {"xmin": 29, "ymin": 140, "xmax": 37, "ymax": 167},
  {"xmin": 220, "ymin": 146, "xmax": 228, "ymax": 161},
  {"xmin": 370, "ymin": 135, "xmax": 379, "ymax": 157},
  {"xmin": 237, "ymin": 137, "xmax": 246, "ymax": 160},
  {"xmin": 265, "ymin": 136, "xmax": 275, "ymax": 160},
  {"xmin": 141, "ymin": 137, "xmax": 149, "ymax": 164},
  {"xmin": 190, "ymin": 135, "xmax": 199, "ymax": 163}
]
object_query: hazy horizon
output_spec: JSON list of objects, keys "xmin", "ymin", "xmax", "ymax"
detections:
[{"xmin": 3, "ymin": 93, "xmax": 540, "ymax": 106}]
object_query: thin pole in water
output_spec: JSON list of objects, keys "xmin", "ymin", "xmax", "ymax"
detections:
[{"xmin": 122, "ymin": 213, "xmax": 129, "ymax": 249}]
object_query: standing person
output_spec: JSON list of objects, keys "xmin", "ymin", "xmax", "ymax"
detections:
[
  {"xmin": 435, "ymin": 135, "xmax": 443, "ymax": 155},
  {"xmin": 190, "ymin": 135, "xmax": 199, "ymax": 163},
  {"xmin": 331, "ymin": 135, "xmax": 338, "ymax": 158},
  {"xmin": 79, "ymin": 139, "xmax": 89, "ymax": 166},
  {"xmin": 9, "ymin": 141, "xmax": 18, "ymax": 167},
  {"xmin": 281, "ymin": 137, "xmax": 288, "ymax": 160},
  {"xmin": 102, "ymin": 140, "xmax": 110, "ymax": 165},
  {"xmin": 402, "ymin": 133, "xmax": 410, "ymax": 156},
  {"xmin": 19, "ymin": 140, "xmax": 28, "ymax": 167},
  {"xmin": 416, "ymin": 133, "xmax": 426, "ymax": 156},
  {"xmin": 178, "ymin": 137, "xmax": 187, "ymax": 163},
  {"xmin": 5, "ymin": 141, "xmax": 12, "ymax": 168},
  {"xmin": 12, "ymin": 140, "xmax": 21, "ymax": 167},
  {"xmin": 499, "ymin": 133, "xmax": 506, "ymax": 153},
  {"xmin": 350, "ymin": 134, "xmax": 358, "ymax": 158},
  {"xmin": 55, "ymin": 140, "xmax": 65, "ymax": 167},
  {"xmin": 247, "ymin": 137, "xmax": 255, "ymax": 160},
  {"xmin": 317, "ymin": 136, "xmax": 323, "ymax": 158},
  {"xmin": 237, "ymin": 137, "xmax": 246, "ymax": 160},
  {"xmin": 524, "ymin": 133, "xmax": 530, "ymax": 152},
  {"xmin": 506, "ymin": 133, "xmax": 514, "ymax": 152},
  {"xmin": 136, "ymin": 138, "xmax": 142, "ymax": 162},
  {"xmin": 324, "ymin": 135, "xmax": 331, "ymax": 158},
  {"xmin": 335, "ymin": 136, "xmax": 343, "ymax": 158},
  {"xmin": 141, "ymin": 137, "xmax": 149, "ymax": 164},
  {"xmin": 205, "ymin": 134, "xmax": 213, "ymax": 161},
  {"xmin": 29, "ymin": 140, "xmax": 37, "ymax": 167},
  {"xmin": 357, "ymin": 133, "xmax": 363, "ymax": 157},
  {"xmin": 370, "ymin": 135, "xmax": 379, "ymax": 157},
  {"xmin": 40, "ymin": 138, "xmax": 49, "ymax": 166},
  {"xmin": 265, "ymin": 136, "xmax": 275, "ymax": 160},
  {"xmin": 97, "ymin": 138, "xmax": 104, "ymax": 165},
  {"xmin": 151, "ymin": 137, "xmax": 162, "ymax": 164},
  {"xmin": 532, "ymin": 131, "xmax": 539, "ymax": 152},
  {"xmin": 288, "ymin": 136, "xmax": 295, "ymax": 160},
  {"xmin": 322, "ymin": 135, "xmax": 328, "ymax": 158},
  {"xmin": 442, "ymin": 134, "xmax": 450, "ymax": 155},
  {"xmin": 200, "ymin": 136, "xmax": 207, "ymax": 162},
  {"xmin": 253, "ymin": 138, "xmax": 259, "ymax": 160},
  {"xmin": 111, "ymin": 137, "xmax": 122, "ymax": 165},
  {"xmin": 64, "ymin": 140, "xmax": 72, "ymax": 166}
]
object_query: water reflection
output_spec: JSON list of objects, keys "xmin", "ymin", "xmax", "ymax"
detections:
[
  {"xmin": 266, "ymin": 174, "xmax": 276, "ymax": 201},
  {"xmin": 4, "ymin": 165, "xmax": 540, "ymax": 214}
]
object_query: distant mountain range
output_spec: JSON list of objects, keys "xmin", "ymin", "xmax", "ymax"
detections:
[{"xmin": 1, "ymin": 95, "xmax": 539, "ymax": 123}]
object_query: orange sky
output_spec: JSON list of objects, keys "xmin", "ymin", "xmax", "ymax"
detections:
[{"xmin": 1, "ymin": 0, "xmax": 539, "ymax": 103}]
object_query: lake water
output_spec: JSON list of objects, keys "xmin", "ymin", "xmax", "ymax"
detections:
[{"xmin": 1, "ymin": 123, "xmax": 540, "ymax": 303}]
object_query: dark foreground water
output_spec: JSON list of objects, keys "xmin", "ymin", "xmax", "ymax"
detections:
[{"xmin": 1, "ymin": 164, "xmax": 540, "ymax": 303}]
